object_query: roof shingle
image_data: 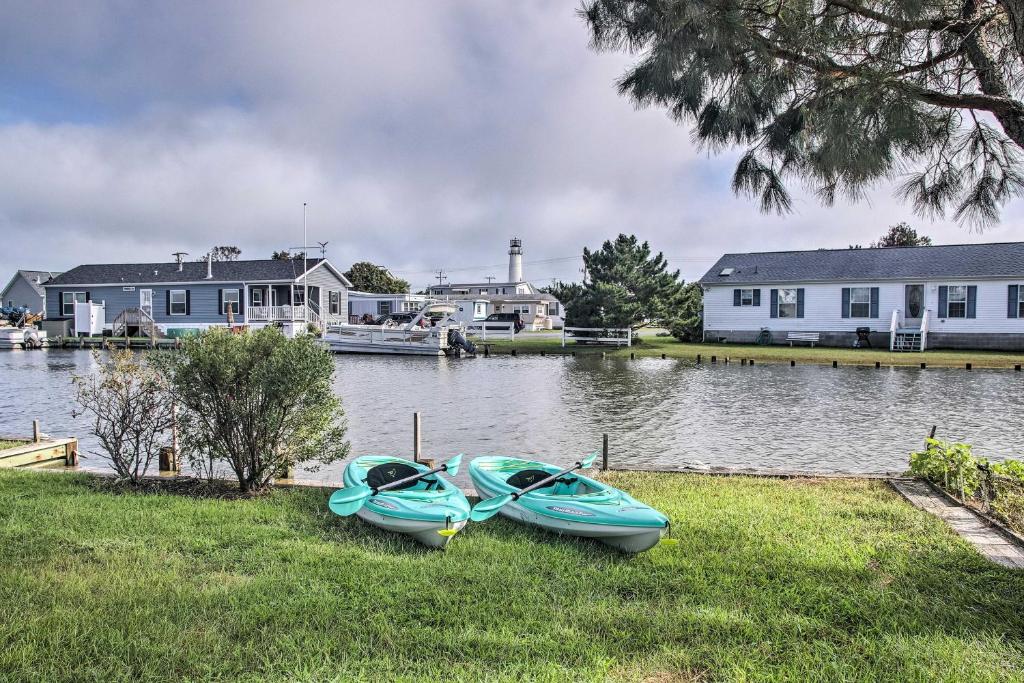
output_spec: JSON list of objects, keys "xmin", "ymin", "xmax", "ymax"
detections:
[{"xmin": 46, "ymin": 259, "xmax": 328, "ymax": 286}]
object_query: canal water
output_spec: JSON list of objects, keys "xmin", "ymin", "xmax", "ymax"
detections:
[{"xmin": 1, "ymin": 350, "xmax": 1022, "ymax": 485}]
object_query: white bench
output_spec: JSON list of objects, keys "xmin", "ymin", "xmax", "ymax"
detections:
[{"xmin": 786, "ymin": 332, "xmax": 820, "ymax": 347}]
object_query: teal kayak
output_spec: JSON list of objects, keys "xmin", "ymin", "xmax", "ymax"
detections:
[
  {"xmin": 469, "ymin": 456, "xmax": 669, "ymax": 552},
  {"xmin": 334, "ymin": 456, "xmax": 470, "ymax": 548}
]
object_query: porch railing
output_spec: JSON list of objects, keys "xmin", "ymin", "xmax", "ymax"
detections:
[{"xmin": 247, "ymin": 305, "xmax": 312, "ymax": 322}]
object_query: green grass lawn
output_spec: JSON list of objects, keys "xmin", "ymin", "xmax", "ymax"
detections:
[
  {"xmin": 2, "ymin": 470, "xmax": 1023, "ymax": 682},
  {"xmin": 0, "ymin": 439, "xmax": 27, "ymax": 450},
  {"xmin": 488, "ymin": 333, "xmax": 1024, "ymax": 368}
]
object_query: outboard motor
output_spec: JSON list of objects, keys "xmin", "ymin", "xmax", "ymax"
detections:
[{"xmin": 446, "ymin": 329, "xmax": 477, "ymax": 356}]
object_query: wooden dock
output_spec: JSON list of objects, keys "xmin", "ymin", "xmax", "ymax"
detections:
[
  {"xmin": 0, "ymin": 435, "xmax": 78, "ymax": 469},
  {"xmin": 50, "ymin": 336, "xmax": 182, "ymax": 350}
]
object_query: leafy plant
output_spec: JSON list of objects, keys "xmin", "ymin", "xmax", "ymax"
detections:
[
  {"xmin": 155, "ymin": 327, "xmax": 349, "ymax": 493},
  {"xmin": 72, "ymin": 348, "xmax": 176, "ymax": 482},
  {"xmin": 909, "ymin": 438, "xmax": 980, "ymax": 499},
  {"xmin": 343, "ymin": 261, "xmax": 410, "ymax": 294}
]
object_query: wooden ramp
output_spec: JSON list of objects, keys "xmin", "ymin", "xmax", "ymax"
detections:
[
  {"xmin": 890, "ymin": 479, "xmax": 1024, "ymax": 569},
  {"xmin": 0, "ymin": 438, "xmax": 78, "ymax": 469}
]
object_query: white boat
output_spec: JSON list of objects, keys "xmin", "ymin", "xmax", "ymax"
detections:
[
  {"xmin": 0, "ymin": 327, "xmax": 47, "ymax": 350},
  {"xmin": 320, "ymin": 303, "xmax": 476, "ymax": 356}
]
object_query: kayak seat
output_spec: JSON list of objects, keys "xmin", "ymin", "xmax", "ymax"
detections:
[
  {"xmin": 366, "ymin": 462, "xmax": 421, "ymax": 491},
  {"xmin": 506, "ymin": 469, "xmax": 576, "ymax": 490}
]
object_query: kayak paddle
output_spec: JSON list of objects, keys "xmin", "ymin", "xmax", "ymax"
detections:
[
  {"xmin": 329, "ymin": 454, "xmax": 463, "ymax": 517},
  {"xmin": 470, "ymin": 453, "xmax": 597, "ymax": 522}
]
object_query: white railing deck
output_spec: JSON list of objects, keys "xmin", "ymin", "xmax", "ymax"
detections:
[
  {"xmin": 561, "ymin": 326, "xmax": 632, "ymax": 347},
  {"xmin": 464, "ymin": 321, "xmax": 516, "ymax": 340},
  {"xmin": 247, "ymin": 305, "xmax": 315, "ymax": 322}
]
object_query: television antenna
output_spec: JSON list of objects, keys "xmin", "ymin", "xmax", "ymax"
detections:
[
  {"xmin": 485, "ymin": 275, "xmax": 496, "ymax": 284},
  {"xmin": 435, "ymin": 269, "xmax": 447, "ymax": 286},
  {"xmin": 317, "ymin": 241, "xmax": 329, "ymax": 258}
]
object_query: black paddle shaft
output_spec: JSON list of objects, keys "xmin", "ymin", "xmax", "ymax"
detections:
[
  {"xmin": 372, "ymin": 461, "xmax": 452, "ymax": 495},
  {"xmin": 510, "ymin": 461, "xmax": 584, "ymax": 500}
]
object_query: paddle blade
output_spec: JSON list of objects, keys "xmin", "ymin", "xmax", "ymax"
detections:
[
  {"xmin": 658, "ymin": 538, "xmax": 679, "ymax": 547},
  {"xmin": 437, "ymin": 529, "xmax": 459, "ymax": 537},
  {"xmin": 470, "ymin": 493, "xmax": 513, "ymax": 522},
  {"xmin": 328, "ymin": 485, "xmax": 372, "ymax": 517},
  {"xmin": 445, "ymin": 454, "xmax": 463, "ymax": 477},
  {"xmin": 580, "ymin": 452, "xmax": 598, "ymax": 469}
]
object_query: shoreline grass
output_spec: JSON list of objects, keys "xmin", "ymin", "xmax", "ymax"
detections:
[
  {"xmin": 2, "ymin": 469, "xmax": 1023, "ymax": 681},
  {"xmin": 487, "ymin": 333, "xmax": 1024, "ymax": 368},
  {"xmin": 0, "ymin": 439, "xmax": 27, "ymax": 450}
]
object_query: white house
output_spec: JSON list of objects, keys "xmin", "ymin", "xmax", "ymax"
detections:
[
  {"xmin": 347, "ymin": 291, "xmax": 435, "ymax": 321},
  {"xmin": 699, "ymin": 242, "xmax": 1024, "ymax": 351},
  {"xmin": 427, "ymin": 238, "xmax": 564, "ymax": 329}
]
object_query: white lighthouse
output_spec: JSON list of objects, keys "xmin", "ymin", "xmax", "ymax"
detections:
[{"xmin": 508, "ymin": 237, "xmax": 523, "ymax": 283}]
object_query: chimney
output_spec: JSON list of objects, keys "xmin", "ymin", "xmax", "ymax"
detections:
[
  {"xmin": 206, "ymin": 252, "xmax": 213, "ymax": 279},
  {"xmin": 508, "ymin": 237, "xmax": 523, "ymax": 283}
]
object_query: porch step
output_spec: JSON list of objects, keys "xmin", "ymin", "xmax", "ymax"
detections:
[{"xmin": 893, "ymin": 330, "xmax": 921, "ymax": 352}]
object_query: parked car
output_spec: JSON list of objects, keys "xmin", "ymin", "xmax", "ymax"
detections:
[
  {"xmin": 374, "ymin": 312, "xmax": 418, "ymax": 326},
  {"xmin": 484, "ymin": 312, "xmax": 525, "ymax": 333}
]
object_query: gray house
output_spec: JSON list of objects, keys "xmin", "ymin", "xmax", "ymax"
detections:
[
  {"xmin": 43, "ymin": 257, "xmax": 351, "ymax": 337},
  {"xmin": 700, "ymin": 242, "xmax": 1024, "ymax": 351},
  {"xmin": 1, "ymin": 270, "xmax": 60, "ymax": 315}
]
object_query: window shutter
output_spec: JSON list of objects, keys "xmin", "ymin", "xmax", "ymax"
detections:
[
  {"xmin": 796, "ymin": 288, "xmax": 805, "ymax": 318},
  {"xmin": 870, "ymin": 287, "xmax": 879, "ymax": 318},
  {"xmin": 218, "ymin": 289, "xmax": 223, "ymax": 316},
  {"xmin": 967, "ymin": 285, "xmax": 977, "ymax": 318},
  {"xmin": 238, "ymin": 289, "xmax": 245, "ymax": 317},
  {"xmin": 938, "ymin": 286, "xmax": 948, "ymax": 317},
  {"xmin": 841, "ymin": 288, "xmax": 850, "ymax": 318},
  {"xmin": 733, "ymin": 289, "xmax": 741, "ymax": 306},
  {"xmin": 166, "ymin": 290, "xmax": 171, "ymax": 316},
  {"xmin": 753, "ymin": 289, "xmax": 760, "ymax": 306},
  {"xmin": 1011, "ymin": 285, "xmax": 1020, "ymax": 318},
  {"xmin": 185, "ymin": 290, "xmax": 191, "ymax": 315},
  {"xmin": 770, "ymin": 289, "xmax": 778, "ymax": 318},
  {"xmin": 85, "ymin": 291, "xmax": 91, "ymax": 302}
]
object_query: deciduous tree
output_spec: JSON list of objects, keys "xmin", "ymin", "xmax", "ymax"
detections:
[{"xmin": 344, "ymin": 262, "xmax": 410, "ymax": 293}]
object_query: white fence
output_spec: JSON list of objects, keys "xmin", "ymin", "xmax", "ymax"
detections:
[
  {"xmin": 464, "ymin": 321, "xmax": 516, "ymax": 340},
  {"xmin": 561, "ymin": 326, "xmax": 632, "ymax": 347}
]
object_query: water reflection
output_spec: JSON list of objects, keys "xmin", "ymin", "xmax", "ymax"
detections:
[{"xmin": 1, "ymin": 350, "xmax": 1021, "ymax": 486}]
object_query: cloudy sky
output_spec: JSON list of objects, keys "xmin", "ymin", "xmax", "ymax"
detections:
[{"xmin": 1, "ymin": 1, "xmax": 1021, "ymax": 289}]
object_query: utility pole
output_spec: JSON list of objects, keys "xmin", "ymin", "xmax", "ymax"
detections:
[
  {"xmin": 485, "ymin": 275, "xmax": 495, "ymax": 284},
  {"xmin": 302, "ymin": 203, "xmax": 308, "ymax": 326},
  {"xmin": 435, "ymin": 270, "xmax": 446, "ymax": 287}
]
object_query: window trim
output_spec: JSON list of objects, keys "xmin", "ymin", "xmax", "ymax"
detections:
[
  {"xmin": 848, "ymin": 287, "xmax": 871, "ymax": 318},
  {"xmin": 61, "ymin": 291, "xmax": 86, "ymax": 316},
  {"xmin": 740, "ymin": 288, "xmax": 754, "ymax": 306},
  {"xmin": 170, "ymin": 289, "xmax": 187, "ymax": 316},
  {"xmin": 777, "ymin": 288, "xmax": 798, "ymax": 318},
  {"xmin": 251, "ymin": 288, "xmax": 263, "ymax": 307},
  {"xmin": 329, "ymin": 290, "xmax": 340, "ymax": 315},
  {"xmin": 1018, "ymin": 285, "xmax": 1024, "ymax": 318},
  {"xmin": 222, "ymin": 289, "xmax": 240, "ymax": 315},
  {"xmin": 947, "ymin": 285, "xmax": 968, "ymax": 318},
  {"xmin": 377, "ymin": 301, "xmax": 392, "ymax": 315}
]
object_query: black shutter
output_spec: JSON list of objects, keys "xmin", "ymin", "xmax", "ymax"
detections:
[
  {"xmin": 841, "ymin": 288, "xmax": 850, "ymax": 318},
  {"xmin": 166, "ymin": 290, "xmax": 171, "ymax": 316},
  {"xmin": 770, "ymin": 289, "xmax": 778, "ymax": 318},
  {"xmin": 185, "ymin": 290, "xmax": 191, "ymax": 315},
  {"xmin": 753, "ymin": 289, "xmax": 760, "ymax": 306},
  {"xmin": 85, "ymin": 291, "xmax": 91, "ymax": 302},
  {"xmin": 733, "ymin": 289, "xmax": 741, "ymax": 306},
  {"xmin": 1010, "ymin": 285, "xmax": 1020, "ymax": 319},
  {"xmin": 967, "ymin": 285, "xmax": 977, "ymax": 318},
  {"xmin": 238, "ymin": 289, "xmax": 245, "ymax": 317},
  {"xmin": 796, "ymin": 288, "xmax": 805, "ymax": 318},
  {"xmin": 870, "ymin": 287, "xmax": 879, "ymax": 318},
  {"xmin": 218, "ymin": 289, "xmax": 223, "ymax": 316},
  {"xmin": 938, "ymin": 286, "xmax": 948, "ymax": 317}
]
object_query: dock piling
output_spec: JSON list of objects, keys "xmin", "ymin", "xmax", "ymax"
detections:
[
  {"xmin": 1017, "ymin": 364, "xmax": 1022, "ymax": 372},
  {"xmin": 875, "ymin": 361, "xmax": 880, "ymax": 369},
  {"xmin": 966, "ymin": 362, "xmax": 972, "ymax": 371},
  {"xmin": 601, "ymin": 433, "xmax": 609, "ymax": 471},
  {"xmin": 832, "ymin": 360, "xmax": 838, "ymax": 368},
  {"xmin": 920, "ymin": 362, "xmax": 927, "ymax": 369},
  {"xmin": 413, "ymin": 412, "xmax": 422, "ymax": 463},
  {"xmin": 790, "ymin": 360, "xmax": 795, "ymax": 367},
  {"xmin": 32, "ymin": 420, "xmax": 40, "ymax": 443}
]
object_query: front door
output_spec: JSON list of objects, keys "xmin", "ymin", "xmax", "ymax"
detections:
[
  {"xmin": 140, "ymin": 289, "xmax": 153, "ymax": 317},
  {"xmin": 904, "ymin": 285, "xmax": 924, "ymax": 327}
]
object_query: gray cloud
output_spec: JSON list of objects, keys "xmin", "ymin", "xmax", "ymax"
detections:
[{"xmin": 0, "ymin": 1, "xmax": 1019, "ymax": 290}]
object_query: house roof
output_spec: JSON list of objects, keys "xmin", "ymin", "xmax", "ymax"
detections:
[
  {"xmin": 698, "ymin": 242, "xmax": 1024, "ymax": 285},
  {"xmin": 2, "ymin": 270, "xmax": 61, "ymax": 298},
  {"xmin": 46, "ymin": 258, "xmax": 351, "ymax": 287}
]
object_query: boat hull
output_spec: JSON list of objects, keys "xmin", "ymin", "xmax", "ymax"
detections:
[
  {"xmin": 469, "ymin": 456, "xmax": 669, "ymax": 553},
  {"xmin": 355, "ymin": 506, "xmax": 467, "ymax": 548}
]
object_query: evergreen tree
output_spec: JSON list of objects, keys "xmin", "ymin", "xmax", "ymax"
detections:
[
  {"xmin": 582, "ymin": 0, "xmax": 1024, "ymax": 226},
  {"xmin": 561, "ymin": 234, "xmax": 688, "ymax": 331},
  {"xmin": 343, "ymin": 262, "xmax": 410, "ymax": 293},
  {"xmin": 871, "ymin": 222, "xmax": 934, "ymax": 247}
]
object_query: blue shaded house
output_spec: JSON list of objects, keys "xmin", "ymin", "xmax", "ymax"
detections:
[{"xmin": 43, "ymin": 256, "xmax": 351, "ymax": 337}]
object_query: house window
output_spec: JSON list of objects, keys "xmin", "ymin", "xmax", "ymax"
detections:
[
  {"xmin": 849, "ymin": 287, "xmax": 871, "ymax": 318},
  {"xmin": 947, "ymin": 285, "xmax": 968, "ymax": 318},
  {"xmin": 251, "ymin": 289, "xmax": 263, "ymax": 307},
  {"xmin": 61, "ymin": 292, "xmax": 86, "ymax": 316},
  {"xmin": 1018, "ymin": 286, "xmax": 1024, "ymax": 318},
  {"xmin": 513, "ymin": 305, "xmax": 530, "ymax": 315},
  {"xmin": 550, "ymin": 302, "xmax": 559, "ymax": 316},
  {"xmin": 329, "ymin": 291, "xmax": 340, "ymax": 315},
  {"xmin": 170, "ymin": 290, "xmax": 187, "ymax": 315},
  {"xmin": 222, "ymin": 289, "xmax": 240, "ymax": 315},
  {"xmin": 740, "ymin": 289, "xmax": 754, "ymax": 306},
  {"xmin": 401, "ymin": 301, "xmax": 418, "ymax": 312},
  {"xmin": 377, "ymin": 301, "xmax": 392, "ymax": 315},
  {"xmin": 292, "ymin": 285, "xmax": 305, "ymax": 306},
  {"xmin": 777, "ymin": 288, "xmax": 798, "ymax": 318}
]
